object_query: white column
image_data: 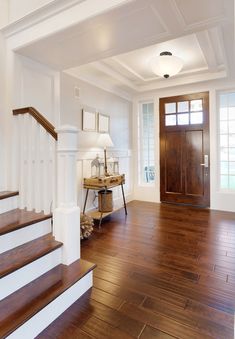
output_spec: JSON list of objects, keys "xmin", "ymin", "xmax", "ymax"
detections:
[{"xmin": 53, "ymin": 125, "xmax": 80, "ymax": 265}]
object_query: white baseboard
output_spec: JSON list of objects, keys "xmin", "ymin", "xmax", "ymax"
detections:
[
  {"xmin": 7, "ymin": 272, "xmax": 93, "ymax": 339},
  {"xmin": 0, "ymin": 196, "xmax": 18, "ymax": 214},
  {"xmin": 1, "ymin": 248, "xmax": 62, "ymax": 300},
  {"xmin": 0, "ymin": 219, "xmax": 51, "ymax": 254}
]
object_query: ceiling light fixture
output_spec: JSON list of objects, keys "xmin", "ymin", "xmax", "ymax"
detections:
[{"xmin": 150, "ymin": 51, "xmax": 183, "ymax": 78}]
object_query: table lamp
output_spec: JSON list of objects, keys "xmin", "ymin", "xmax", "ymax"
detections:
[{"xmin": 98, "ymin": 133, "xmax": 114, "ymax": 176}]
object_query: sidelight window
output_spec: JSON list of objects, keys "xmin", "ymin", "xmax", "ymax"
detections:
[
  {"xmin": 138, "ymin": 102, "xmax": 155, "ymax": 184},
  {"xmin": 218, "ymin": 91, "xmax": 235, "ymax": 190}
]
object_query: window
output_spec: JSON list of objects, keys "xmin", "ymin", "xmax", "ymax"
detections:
[
  {"xmin": 139, "ymin": 102, "xmax": 155, "ymax": 184},
  {"xmin": 218, "ymin": 91, "xmax": 235, "ymax": 190},
  {"xmin": 164, "ymin": 99, "xmax": 203, "ymax": 126}
]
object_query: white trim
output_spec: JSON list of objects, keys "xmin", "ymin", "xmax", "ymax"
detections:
[
  {"xmin": 0, "ymin": 195, "xmax": 18, "ymax": 214},
  {"xmin": 0, "ymin": 219, "xmax": 51, "ymax": 254},
  {"xmin": 6, "ymin": 272, "xmax": 93, "ymax": 339},
  {"xmin": 1, "ymin": 248, "xmax": 62, "ymax": 300}
]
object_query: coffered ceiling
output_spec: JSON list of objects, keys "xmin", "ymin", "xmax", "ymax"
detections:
[{"xmin": 17, "ymin": 0, "xmax": 234, "ymax": 96}]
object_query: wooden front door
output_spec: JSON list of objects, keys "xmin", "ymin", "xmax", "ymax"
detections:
[{"xmin": 160, "ymin": 92, "xmax": 210, "ymax": 206}]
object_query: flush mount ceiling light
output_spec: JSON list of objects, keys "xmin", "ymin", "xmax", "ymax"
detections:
[{"xmin": 150, "ymin": 51, "xmax": 183, "ymax": 78}]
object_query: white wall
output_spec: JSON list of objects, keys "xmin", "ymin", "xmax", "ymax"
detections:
[
  {"xmin": 60, "ymin": 72, "xmax": 133, "ymax": 211},
  {"xmin": 133, "ymin": 78, "xmax": 235, "ymax": 212},
  {"xmin": 14, "ymin": 55, "xmax": 60, "ymax": 125}
]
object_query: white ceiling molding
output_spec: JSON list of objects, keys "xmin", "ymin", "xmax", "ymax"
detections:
[
  {"xmin": 171, "ymin": 0, "xmax": 228, "ymax": 31},
  {"xmin": 196, "ymin": 30, "xmax": 222, "ymax": 71},
  {"xmin": 138, "ymin": 69, "xmax": 227, "ymax": 92},
  {"xmin": 91, "ymin": 61, "xmax": 139, "ymax": 91}
]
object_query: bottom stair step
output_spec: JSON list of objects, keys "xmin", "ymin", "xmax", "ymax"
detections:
[{"xmin": 0, "ymin": 259, "xmax": 96, "ymax": 339}]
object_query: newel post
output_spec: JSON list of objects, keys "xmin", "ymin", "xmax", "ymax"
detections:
[{"xmin": 53, "ymin": 125, "xmax": 80, "ymax": 265}]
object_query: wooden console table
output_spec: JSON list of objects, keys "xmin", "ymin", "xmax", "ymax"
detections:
[{"xmin": 83, "ymin": 174, "xmax": 127, "ymax": 227}]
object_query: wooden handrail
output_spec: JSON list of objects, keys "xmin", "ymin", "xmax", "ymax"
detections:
[{"xmin": 13, "ymin": 107, "xmax": 57, "ymax": 140}]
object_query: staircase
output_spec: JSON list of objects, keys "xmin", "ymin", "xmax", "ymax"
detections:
[{"xmin": 0, "ymin": 191, "xmax": 96, "ymax": 339}]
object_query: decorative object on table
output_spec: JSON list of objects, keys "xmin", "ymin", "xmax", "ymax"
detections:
[
  {"xmin": 80, "ymin": 213, "xmax": 94, "ymax": 239},
  {"xmin": 97, "ymin": 133, "xmax": 114, "ymax": 176},
  {"xmin": 98, "ymin": 190, "xmax": 113, "ymax": 212},
  {"xmin": 82, "ymin": 109, "xmax": 96, "ymax": 131},
  {"xmin": 91, "ymin": 155, "xmax": 119, "ymax": 178},
  {"xmin": 98, "ymin": 113, "xmax": 110, "ymax": 132},
  {"xmin": 91, "ymin": 155, "xmax": 103, "ymax": 177},
  {"xmin": 107, "ymin": 156, "xmax": 119, "ymax": 175}
]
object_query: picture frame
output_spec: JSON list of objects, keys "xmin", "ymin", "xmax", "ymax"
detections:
[
  {"xmin": 98, "ymin": 113, "xmax": 110, "ymax": 133},
  {"xmin": 82, "ymin": 109, "xmax": 96, "ymax": 132}
]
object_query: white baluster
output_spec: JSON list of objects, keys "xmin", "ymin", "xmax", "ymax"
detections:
[{"xmin": 34, "ymin": 123, "xmax": 42, "ymax": 213}]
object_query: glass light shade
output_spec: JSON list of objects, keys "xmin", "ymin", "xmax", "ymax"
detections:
[
  {"xmin": 98, "ymin": 133, "xmax": 114, "ymax": 148},
  {"xmin": 150, "ymin": 52, "xmax": 183, "ymax": 78}
]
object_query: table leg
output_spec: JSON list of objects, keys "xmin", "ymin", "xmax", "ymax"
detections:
[
  {"xmin": 99, "ymin": 212, "xmax": 103, "ymax": 229},
  {"xmin": 121, "ymin": 183, "xmax": 127, "ymax": 215},
  {"xmin": 83, "ymin": 189, "xmax": 89, "ymax": 214}
]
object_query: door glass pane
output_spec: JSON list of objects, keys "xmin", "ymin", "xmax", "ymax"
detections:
[
  {"xmin": 178, "ymin": 113, "xmax": 189, "ymax": 125},
  {"xmin": 220, "ymin": 161, "xmax": 228, "ymax": 174},
  {"xmin": 165, "ymin": 115, "xmax": 176, "ymax": 126},
  {"xmin": 220, "ymin": 108, "xmax": 228, "ymax": 120},
  {"xmin": 229, "ymin": 134, "xmax": 235, "ymax": 147},
  {"xmin": 220, "ymin": 121, "xmax": 228, "ymax": 134},
  {"xmin": 229, "ymin": 176, "xmax": 235, "ymax": 189},
  {"xmin": 190, "ymin": 112, "xmax": 203, "ymax": 124},
  {"xmin": 221, "ymin": 175, "xmax": 229, "ymax": 189},
  {"xmin": 229, "ymin": 162, "xmax": 235, "ymax": 175},
  {"xmin": 178, "ymin": 101, "xmax": 189, "ymax": 113},
  {"xmin": 229, "ymin": 148, "xmax": 235, "ymax": 161},
  {"xmin": 165, "ymin": 103, "xmax": 176, "ymax": 114},
  {"xmin": 220, "ymin": 148, "xmax": 228, "ymax": 161},
  {"xmin": 228, "ymin": 107, "xmax": 235, "ymax": 120},
  {"xmin": 220, "ymin": 135, "xmax": 228, "ymax": 147},
  {"xmin": 190, "ymin": 99, "xmax": 202, "ymax": 112},
  {"xmin": 229, "ymin": 121, "xmax": 235, "ymax": 133}
]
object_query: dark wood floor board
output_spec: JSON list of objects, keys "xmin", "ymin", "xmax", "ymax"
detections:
[
  {"xmin": 80, "ymin": 315, "xmax": 134, "ymax": 338},
  {"xmin": 76, "ymin": 298, "xmax": 145, "ymax": 337},
  {"xmin": 119, "ymin": 302, "xmax": 214, "ymax": 339},
  {"xmin": 140, "ymin": 325, "xmax": 177, "ymax": 339},
  {"xmin": 38, "ymin": 201, "xmax": 235, "ymax": 338}
]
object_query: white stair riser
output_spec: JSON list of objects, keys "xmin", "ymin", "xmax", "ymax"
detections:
[
  {"xmin": 6, "ymin": 272, "xmax": 93, "ymax": 339},
  {"xmin": 1, "ymin": 248, "xmax": 62, "ymax": 300},
  {"xmin": 0, "ymin": 219, "xmax": 51, "ymax": 254},
  {"xmin": 0, "ymin": 196, "xmax": 18, "ymax": 214}
]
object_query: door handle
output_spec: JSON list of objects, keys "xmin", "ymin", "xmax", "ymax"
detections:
[{"xmin": 200, "ymin": 155, "xmax": 209, "ymax": 168}]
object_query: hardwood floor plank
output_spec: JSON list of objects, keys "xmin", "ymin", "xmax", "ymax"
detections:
[
  {"xmin": 38, "ymin": 201, "xmax": 235, "ymax": 338},
  {"xmin": 140, "ymin": 325, "xmax": 176, "ymax": 339}
]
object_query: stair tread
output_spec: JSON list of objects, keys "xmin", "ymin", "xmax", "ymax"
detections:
[
  {"xmin": 0, "ymin": 259, "xmax": 96, "ymax": 338},
  {"xmin": 0, "ymin": 191, "xmax": 19, "ymax": 200},
  {"xmin": 0, "ymin": 208, "xmax": 52, "ymax": 236},
  {"xmin": 0, "ymin": 234, "xmax": 63, "ymax": 278}
]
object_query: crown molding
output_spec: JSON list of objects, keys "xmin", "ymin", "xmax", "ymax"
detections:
[{"xmin": 1, "ymin": 0, "xmax": 85, "ymax": 38}]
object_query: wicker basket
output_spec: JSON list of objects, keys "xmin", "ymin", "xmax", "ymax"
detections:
[{"xmin": 98, "ymin": 190, "xmax": 113, "ymax": 212}]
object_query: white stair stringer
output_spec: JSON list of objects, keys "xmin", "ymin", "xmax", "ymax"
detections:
[
  {"xmin": 0, "ymin": 196, "xmax": 18, "ymax": 214},
  {"xmin": 0, "ymin": 248, "xmax": 62, "ymax": 300},
  {"xmin": 6, "ymin": 271, "xmax": 93, "ymax": 339},
  {"xmin": 0, "ymin": 219, "xmax": 51, "ymax": 254}
]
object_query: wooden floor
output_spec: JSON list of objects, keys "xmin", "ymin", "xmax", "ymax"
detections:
[{"xmin": 38, "ymin": 201, "xmax": 235, "ymax": 339}]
